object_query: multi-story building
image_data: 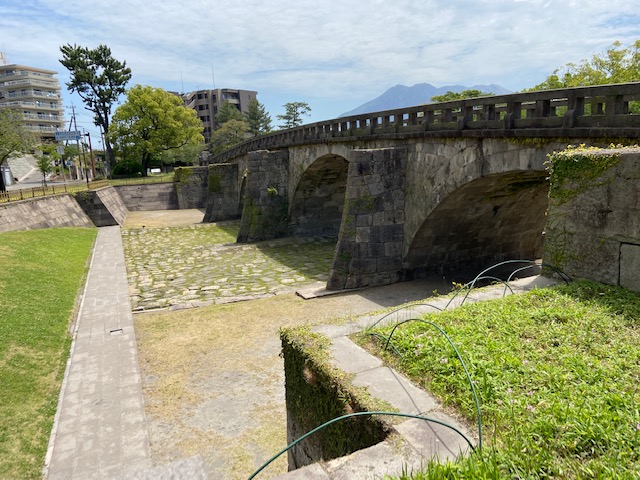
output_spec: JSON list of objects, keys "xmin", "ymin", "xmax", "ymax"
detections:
[
  {"xmin": 0, "ymin": 53, "xmax": 65, "ymax": 140},
  {"xmin": 183, "ymin": 88, "xmax": 257, "ymax": 142}
]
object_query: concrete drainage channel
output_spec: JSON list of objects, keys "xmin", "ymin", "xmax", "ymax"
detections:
[{"xmin": 264, "ymin": 276, "xmax": 558, "ymax": 480}]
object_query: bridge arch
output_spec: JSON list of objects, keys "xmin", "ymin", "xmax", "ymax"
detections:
[
  {"xmin": 288, "ymin": 153, "xmax": 349, "ymax": 237},
  {"xmin": 405, "ymin": 170, "xmax": 549, "ymax": 277}
]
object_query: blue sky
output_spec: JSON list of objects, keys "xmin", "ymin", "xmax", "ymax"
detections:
[{"xmin": 2, "ymin": 0, "xmax": 640, "ymax": 148}]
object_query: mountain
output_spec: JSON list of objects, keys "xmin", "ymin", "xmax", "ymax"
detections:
[{"xmin": 340, "ymin": 83, "xmax": 512, "ymax": 117}]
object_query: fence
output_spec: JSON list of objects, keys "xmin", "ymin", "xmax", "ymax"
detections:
[
  {"xmin": 0, "ymin": 179, "xmax": 110, "ymax": 204},
  {"xmin": 0, "ymin": 173, "xmax": 178, "ymax": 204}
]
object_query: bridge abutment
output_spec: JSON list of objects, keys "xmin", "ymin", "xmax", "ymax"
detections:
[{"xmin": 327, "ymin": 147, "xmax": 407, "ymax": 290}]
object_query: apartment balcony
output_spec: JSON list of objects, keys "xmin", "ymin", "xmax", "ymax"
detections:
[
  {"xmin": 0, "ymin": 70, "xmax": 55, "ymax": 81},
  {"xmin": 0, "ymin": 100, "xmax": 63, "ymax": 111},
  {"xmin": 3, "ymin": 90, "xmax": 61, "ymax": 100},
  {"xmin": 25, "ymin": 124, "xmax": 64, "ymax": 135},
  {"xmin": 0, "ymin": 78, "xmax": 60, "ymax": 89},
  {"xmin": 22, "ymin": 112, "xmax": 65, "ymax": 123}
]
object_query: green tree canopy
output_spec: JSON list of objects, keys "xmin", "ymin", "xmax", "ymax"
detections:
[
  {"xmin": 209, "ymin": 119, "xmax": 249, "ymax": 155},
  {"xmin": 35, "ymin": 144, "xmax": 59, "ymax": 187},
  {"xmin": 277, "ymin": 102, "xmax": 311, "ymax": 129},
  {"xmin": 215, "ymin": 101, "xmax": 244, "ymax": 126},
  {"xmin": 109, "ymin": 85, "xmax": 204, "ymax": 176},
  {"xmin": 529, "ymin": 40, "xmax": 640, "ymax": 90},
  {"xmin": 0, "ymin": 109, "xmax": 35, "ymax": 191},
  {"xmin": 245, "ymin": 99, "xmax": 272, "ymax": 136},
  {"xmin": 430, "ymin": 89, "xmax": 493, "ymax": 103},
  {"xmin": 59, "ymin": 44, "xmax": 132, "ymax": 169}
]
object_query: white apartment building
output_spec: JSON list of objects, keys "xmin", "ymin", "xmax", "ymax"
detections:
[{"xmin": 0, "ymin": 53, "xmax": 65, "ymax": 140}]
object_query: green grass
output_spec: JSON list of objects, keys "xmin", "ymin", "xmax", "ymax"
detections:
[
  {"xmin": 359, "ymin": 281, "xmax": 640, "ymax": 479},
  {"xmin": 0, "ymin": 228, "xmax": 97, "ymax": 479},
  {"xmin": 107, "ymin": 172, "xmax": 175, "ymax": 185}
]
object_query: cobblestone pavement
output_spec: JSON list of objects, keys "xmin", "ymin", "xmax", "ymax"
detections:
[{"xmin": 121, "ymin": 221, "xmax": 336, "ymax": 311}]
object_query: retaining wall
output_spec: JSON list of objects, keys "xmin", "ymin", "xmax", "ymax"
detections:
[
  {"xmin": 74, "ymin": 186, "xmax": 128, "ymax": 226},
  {"xmin": 0, "ymin": 194, "xmax": 94, "ymax": 232},
  {"xmin": 115, "ymin": 183, "xmax": 179, "ymax": 211}
]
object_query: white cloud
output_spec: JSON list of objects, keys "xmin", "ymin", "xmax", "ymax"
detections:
[{"xmin": 1, "ymin": 0, "xmax": 640, "ymax": 124}]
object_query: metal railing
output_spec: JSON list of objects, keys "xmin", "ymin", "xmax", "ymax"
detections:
[
  {"xmin": 0, "ymin": 180, "xmax": 110, "ymax": 204},
  {"xmin": 209, "ymin": 82, "xmax": 640, "ymax": 164}
]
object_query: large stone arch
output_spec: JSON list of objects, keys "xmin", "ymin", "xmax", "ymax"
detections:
[
  {"xmin": 288, "ymin": 154, "xmax": 349, "ymax": 237},
  {"xmin": 405, "ymin": 170, "xmax": 549, "ymax": 277}
]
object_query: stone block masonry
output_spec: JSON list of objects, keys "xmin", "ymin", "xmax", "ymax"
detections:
[
  {"xmin": 237, "ymin": 150, "xmax": 290, "ymax": 242},
  {"xmin": 203, "ymin": 163, "xmax": 241, "ymax": 222},
  {"xmin": 175, "ymin": 166, "xmax": 209, "ymax": 209},
  {"xmin": 544, "ymin": 148, "xmax": 640, "ymax": 291},
  {"xmin": 327, "ymin": 147, "xmax": 407, "ymax": 290},
  {"xmin": 0, "ymin": 194, "xmax": 94, "ymax": 232},
  {"xmin": 115, "ymin": 184, "xmax": 179, "ymax": 211},
  {"xmin": 74, "ymin": 186, "xmax": 128, "ymax": 227}
]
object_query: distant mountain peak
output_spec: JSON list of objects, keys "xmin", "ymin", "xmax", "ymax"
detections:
[{"xmin": 340, "ymin": 83, "xmax": 512, "ymax": 117}]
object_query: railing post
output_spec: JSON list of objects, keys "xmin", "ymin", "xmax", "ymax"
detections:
[
  {"xmin": 483, "ymin": 104, "xmax": 496, "ymax": 121},
  {"xmin": 605, "ymin": 95, "xmax": 628, "ymax": 115}
]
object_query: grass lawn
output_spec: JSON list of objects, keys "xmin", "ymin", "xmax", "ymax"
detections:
[
  {"xmin": 0, "ymin": 228, "xmax": 96, "ymax": 479},
  {"xmin": 359, "ymin": 281, "xmax": 640, "ymax": 479}
]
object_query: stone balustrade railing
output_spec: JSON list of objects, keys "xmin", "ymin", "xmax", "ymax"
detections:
[{"xmin": 208, "ymin": 82, "xmax": 640, "ymax": 164}]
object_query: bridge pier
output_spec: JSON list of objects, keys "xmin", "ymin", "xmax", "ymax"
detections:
[
  {"xmin": 327, "ymin": 147, "xmax": 407, "ymax": 290},
  {"xmin": 203, "ymin": 163, "xmax": 242, "ymax": 222},
  {"xmin": 237, "ymin": 150, "xmax": 290, "ymax": 242}
]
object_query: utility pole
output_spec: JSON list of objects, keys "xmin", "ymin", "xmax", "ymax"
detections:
[
  {"xmin": 85, "ymin": 131, "xmax": 96, "ymax": 178},
  {"xmin": 67, "ymin": 104, "xmax": 82, "ymax": 180}
]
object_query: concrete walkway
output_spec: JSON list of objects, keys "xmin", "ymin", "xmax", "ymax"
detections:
[{"xmin": 44, "ymin": 226, "xmax": 152, "ymax": 479}]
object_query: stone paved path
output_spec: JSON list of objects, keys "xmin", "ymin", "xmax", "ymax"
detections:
[
  {"xmin": 121, "ymin": 221, "xmax": 336, "ymax": 311},
  {"xmin": 45, "ymin": 226, "xmax": 152, "ymax": 480}
]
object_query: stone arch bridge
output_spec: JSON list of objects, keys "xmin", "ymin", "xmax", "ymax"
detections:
[{"xmin": 202, "ymin": 83, "xmax": 640, "ymax": 290}]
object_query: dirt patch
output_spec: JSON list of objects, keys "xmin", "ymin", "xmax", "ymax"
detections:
[
  {"xmin": 124, "ymin": 209, "xmax": 206, "ymax": 228},
  {"xmin": 135, "ymin": 281, "xmax": 443, "ymax": 479}
]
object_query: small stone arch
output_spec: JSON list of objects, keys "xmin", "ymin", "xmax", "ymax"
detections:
[
  {"xmin": 405, "ymin": 170, "xmax": 549, "ymax": 278},
  {"xmin": 288, "ymin": 154, "xmax": 349, "ymax": 237}
]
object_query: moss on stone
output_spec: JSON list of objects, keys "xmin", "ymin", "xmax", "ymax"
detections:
[
  {"xmin": 208, "ymin": 173, "xmax": 222, "ymax": 193},
  {"xmin": 174, "ymin": 167, "xmax": 194, "ymax": 184},
  {"xmin": 280, "ymin": 326, "xmax": 393, "ymax": 463}
]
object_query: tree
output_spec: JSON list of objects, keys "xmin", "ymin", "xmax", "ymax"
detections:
[
  {"xmin": 109, "ymin": 85, "xmax": 204, "ymax": 176},
  {"xmin": 59, "ymin": 44, "xmax": 132, "ymax": 169},
  {"xmin": 277, "ymin": 102, "xmax": 311, "ymax": 129},
  {"xmin": 158, "ymin": 142, "xmax": 205, "ymax": 166},
  {"xmin": 215, "ymin": 101, "xmax": 244, "ymax": 125},
  {"xmin": 245, "ymin": 99, "xmax": 272, "ymax": 136},
  {"xmin": 0, "ymin": 109, "xmax": 35, "ymax": 192},
  {"xmin": 35, "ymin": 144, "xmax": 58, "ymax": 187},
  {"xmin": 430, "ymin": 89, "xmax": 493, "ymax": 103},
  {"xmin": 528, "ymin": 40, "xmax": 640, "ymax": 90},
  {"xmin": 209, "ymin": 119, "xmax": 249, "ymax": 155}
]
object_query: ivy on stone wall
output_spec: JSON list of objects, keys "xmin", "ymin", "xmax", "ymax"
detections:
[{"xmin": 546, "ymin": 144, "xmax": 625, "ymax": 203}]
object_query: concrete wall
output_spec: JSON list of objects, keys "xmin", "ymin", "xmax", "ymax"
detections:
[
  {"xmin": 115, "ymin": 184, "xmax": 179, "ymax": 211},
  {"xmin": 74, "ymin": 186, "xmax": 128, "ymax": 227},
  {"xmin": 175, "ymin": 167, "xmax": 209, "ymax": 209},
  {"xmin": 0, "ymin": 194, "xmax": 94, "ymax": 232},
  {"xmin": 544, "ymin": 149, "xmax": 640, "ymax": 291}
]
